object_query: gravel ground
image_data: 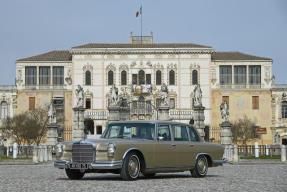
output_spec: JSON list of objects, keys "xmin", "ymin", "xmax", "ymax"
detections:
[{"xmin": 0, "ymin": 163, "xmax": 286, "ymax": 192}]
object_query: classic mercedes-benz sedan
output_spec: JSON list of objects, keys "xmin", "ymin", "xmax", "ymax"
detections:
[{"xmin": 54, "ymin": 120, "xmax": 225, "ymax": 180}]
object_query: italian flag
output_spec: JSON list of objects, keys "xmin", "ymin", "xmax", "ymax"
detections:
[{"xmin": 136, "ymin": 6, "xmax": 142, "ymax": 17}]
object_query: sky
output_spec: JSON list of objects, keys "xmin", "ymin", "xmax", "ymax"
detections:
[{"xmin": 1, "ymin": 0, "xmax": 287, "ymax": 85}]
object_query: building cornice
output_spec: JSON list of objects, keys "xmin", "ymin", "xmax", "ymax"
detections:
[{"xmin": 70, "ymin": 48, "xmax": 214, "ymax": 55}]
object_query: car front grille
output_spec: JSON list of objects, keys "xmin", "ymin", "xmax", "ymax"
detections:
[{"xmin": 72, "ymin": 143, "xmax": 94, "ymax": 163}]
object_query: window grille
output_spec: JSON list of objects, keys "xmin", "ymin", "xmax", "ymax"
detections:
[
  {"xmin": 39, "ymin": 67, "xmax": 50, "ymax": 85},
  {"xmin": 219, "ymin": 66, "xmax": 232, "ymax": 85},
  {"xmin": 1, "ymin": 101, "xmax": 8, "ymax": 119},
  {"xmin": 249, "ymin": 66, "xmax": 261, "ymax": 85},
  {"xmin": 234, "ymin": 66, "xmax": 246, "ymax": 85},
  {"xmin": 139, "ymin": 70, "xmax": 145, "ymax": 85},
  {"xmin": 282, "ymin": 101, "xmax": 287, "ymax": 118},
  {"xmin": 25, "ymin": 66, "xmax": 37, "ymax": 85},
  {"xmin": 53, "ymin": 67, "xmax": 64, "ymax": 85}
]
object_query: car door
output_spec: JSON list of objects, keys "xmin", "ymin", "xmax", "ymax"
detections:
[
  {"xmin": 188, "ymin": 125, "xmax": 202, "ymax": 166},
  {"xmin": 152, "ymin": 124, "xmax": 177, "ymax": 168},
  {"xmin": 172, "ymin": 124, "xmax": 194, "ymax": 167}
]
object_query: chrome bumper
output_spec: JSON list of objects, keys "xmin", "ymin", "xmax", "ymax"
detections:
[
  {"xmin": 54, "ymin": 160, "xmax": 122, "ymax": 170},
  {"xmin": 212, "ymin": 158, "xmax": 227, "ymax": 166}
]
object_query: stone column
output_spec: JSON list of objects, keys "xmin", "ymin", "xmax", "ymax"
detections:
[
  {"xmin": 47, "ymin": 146, "xmax": 53, "ymax": 161},
  {"xmin": 220, "ymin": 121, "xmax": 232, "ymax": 145},
  {"xmin": 281, "ymin": 145, "xmax": 286, "ymax": 162},
  {"xmin": 46, "ymin": 124, "xmax": 58, "ymax": 146},
  {"xmin": 193, "ymin": 106, "xmax": 205, "ymax": 140},
  {"xmin": 108, "ymin": 106, "xmax": 121, "ymax": 122},
  {"xmin": 157, "ymin": 105, "xmax": 170, "ymax": 121},
  {"xmin": 233, "ymin": 145, "xmax": 239, "ymax": 164},
  {"xmin": 33, "ymin": 145, "xmax": 38, "ymax": 163},
  {"xmin": 72, "ymin": 107, "xmax": 86, "ymax": 141}
]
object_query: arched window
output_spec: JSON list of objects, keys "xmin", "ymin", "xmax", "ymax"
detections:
[
  {"xmin": 85, "ymin": 71, "xmax": 91, "ymax": 85},
  {"xmin": 282, "ymin": 101, "xmax": 287, "ymax": 119},
  {"xmin": 156, "ymin": 70, "xmax": 161, "ymax": 85},
  {"xmin": 108, "ymin": 70, "xmax": 113, "ymax": 85},
  {"xmin": 139, "ymin": 70, "xmax": 145, "ymax": 85},
  {"xmin": 1, "ymin": 101, "xmax": 8, "ymax": 119},
  {"xmin": 169, "ymin": 70, "xmax": 175, "ymax": 85},
  {"xmin": 121, "ymin": 70, "xmax": 127, "ymax": 85},
  {"xmin": 192, "ymin": 70, "xmax": 198, "ymax": 85}
]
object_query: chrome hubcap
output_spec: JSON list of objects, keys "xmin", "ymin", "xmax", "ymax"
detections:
[
  {"xmin": 197, "ymin": 157, "xmax": 207, "ymax": 175},
  {"xmin": 128, "ymin": 155, "xmax": 140, "ymax": 178}
]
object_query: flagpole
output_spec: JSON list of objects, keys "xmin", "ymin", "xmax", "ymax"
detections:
[{"xmin": 141, "ymin": 5, "xmax": 142, "ymax": 44}]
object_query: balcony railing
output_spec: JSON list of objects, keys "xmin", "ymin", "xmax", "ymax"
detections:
[
  {"xmin": 23, "ymin": 85, "xmax": 67, "ymax": 90},
  {"xmin": 85, "ymin": 110, "xmax": 109, "ymax": 120},
  {"xmin": 219, "ymin": 84, "xmax": 261, "ymax": 89},
  {"xmin": 169, "ymin": 110, "xmax": 193, "ymax": 120}
]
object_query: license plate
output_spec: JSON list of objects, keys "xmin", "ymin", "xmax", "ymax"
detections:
[{"xmin": 70, "ymin": 163, "xmax": 89, "ymax": 169}]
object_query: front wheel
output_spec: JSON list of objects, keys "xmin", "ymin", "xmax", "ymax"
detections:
[
  {"xmin": 65, "ymin": 169, "xmax": 85, "ymax": 180},
  {"xmin": 120, "ymin": 152, "xmax": 141, "ymax": 181},
  {"xmin": 191, "ymin": 155, "xmax": 208, "ymax": 178}
]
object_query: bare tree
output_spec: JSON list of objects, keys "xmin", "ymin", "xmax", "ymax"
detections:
[
  {"xmin": 231, "ymin": 115, "xmax": 256, "ymax": 145},
  {"xmin": 1, "ymin": 114, "xmax": 28, "ymax": 145},
  {"xmin": 1, "ymin": 108, "xmax": 49, "ymax": 146}
]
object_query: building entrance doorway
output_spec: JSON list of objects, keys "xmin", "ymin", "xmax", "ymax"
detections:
[
  {"xmin": 282, "ymin": 138, "xmax": 287, "ymax": 145},
  {"xmin": 84, "ymin": 118, "xmax": 94, "ymax": 135}
]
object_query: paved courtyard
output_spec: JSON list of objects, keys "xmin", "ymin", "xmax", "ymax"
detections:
[{"xmin": 0, "ymin": 163, "xmax": 286, "ymax": 192}]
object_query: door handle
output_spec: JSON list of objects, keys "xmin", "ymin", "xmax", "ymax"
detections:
[{"xmin": 171, "ymin": 144, "xmax": 176, "ymax": 146}]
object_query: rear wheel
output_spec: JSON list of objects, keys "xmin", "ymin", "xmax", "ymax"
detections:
[
  {"xmin": 120, "ymin": 152, "xmax": 141, "ymax": 181},
  {"xmin": 65, "ymin": 169, "xmax": 85, "ymax": 180},
  {"xmin": 191, "ymin": 155, "xmax": 208, "ymax": 178}
]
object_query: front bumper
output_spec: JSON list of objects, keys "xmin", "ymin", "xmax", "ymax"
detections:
[
  {"xmin": 212, "ymin": 158, "xmax": 227, "ymax": 167},
  {"xmin": 54, "ymin": 160, "xmax": 122, "ymax": 170}
]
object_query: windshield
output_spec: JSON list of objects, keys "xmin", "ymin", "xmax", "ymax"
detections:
[{"xmin": 103, "ymin": 123, "xmax": 155, "ymax": 140}]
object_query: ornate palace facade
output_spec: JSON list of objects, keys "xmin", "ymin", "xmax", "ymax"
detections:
[{"xmin": 0, "ymin": 34, "xmax": 285, "ymax": 145}]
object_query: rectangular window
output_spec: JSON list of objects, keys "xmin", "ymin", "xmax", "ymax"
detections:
[
  {"xmin": 234, "ymin": 66, "xmax": 246, "ymax": 85},
  {"xmin": 86, "ymin": 98, "xmax": 91, "ymax": 109},
  {"xmin": 39, "ymin": 67, "xmax": 50, "ymax": 85},
  {"xmin": 222, "ymin": 96, "xmax": 229, "ymax": 106},
  {"xmin": 252, "ymin": 96, "xmax": 259, "ymax": 110},
  {"xmin": 132, "ymin": 74, "xmax": 138, "ymax": 85},
  {"xmin": 146, "ymin": 74, "xmax": 151, "ymax": 84},
  {"xmin": 249, "ymin": 66, "xmax": 261, "ymax": 85},
  {"xmin": 25, "ymin": 66, "xmax": 37, "ymax": 85},
  {"xmin": 219, "ymin": 66, "xmax": 232, "ymax": 85},
  {"xmin": 53, "ymin": 66, "xmax": 64, "ymax": 85},
  {"xmin": 29, "ymin": 97, "xmax": 35, "ymax": 110},
  {"xmin": 172, "ymin": 125, "xmax": 189, "ymax": 141},
  {"xmin": 170, "ymin": 98, "xmax": 175, "ymax": 109},
  {"xmin": 282, "ymin": 102, "xmax": 287, "ymax": 119}
]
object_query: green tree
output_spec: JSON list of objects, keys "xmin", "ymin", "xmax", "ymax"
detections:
[{"xmin": 231, "ymin": 115, "xmax": 256, "ymax": 145}]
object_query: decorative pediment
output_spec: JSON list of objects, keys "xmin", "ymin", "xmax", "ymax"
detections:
[{"xmin": 83, "ymin": 63, "xmax": 93, "ymax": 71}]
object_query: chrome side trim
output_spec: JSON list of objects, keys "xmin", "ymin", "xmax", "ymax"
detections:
[
  {"xmin": 54, "ymin": 160, "xmax": 122, "ymax": 170},
  {"xmin": 146, "ymin": 165, "xmax": 194, "ymax": 171}
]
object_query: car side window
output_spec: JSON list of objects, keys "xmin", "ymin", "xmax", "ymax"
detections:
[
  {"xmin": 157, "ymin": 125, "xmax": 171, "ymax": 141},
  {"xmin": 188, "ymin": 126, "xmax": 200, "ymax": 142},
  {"xmin": 172, "ymin": 125, "xmax": 189, "ymax": 141}
]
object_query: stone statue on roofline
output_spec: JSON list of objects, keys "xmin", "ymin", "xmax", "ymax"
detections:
[{"xmin": 75, "ymin": 85, "xmax": 84, "ymax": 108}]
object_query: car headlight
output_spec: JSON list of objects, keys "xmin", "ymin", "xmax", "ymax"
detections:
[
  {"xmin": 55, "ymin": 143, "xmax": 63, "ymax": 159},
  {"xmin": 107, "ymin": 143, "xmax": 115, "ymax": 157}
]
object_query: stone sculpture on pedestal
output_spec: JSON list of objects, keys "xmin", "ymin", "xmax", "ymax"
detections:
[
  {"xmin": 220, "ymin": 101, "xmax": 232, "ymax": 146},
  {"xmin": 46, "ymin": 102, "xmax": 58, "ymax": 146},
  {"xmin": 72, "ymin": 85, "xmax": 86, "ymax": 141},
  {"xmin": 192, "ymin": 85, "xmax": 205, "ymax": 140},
  {"xmin": 157, "ymin": 83, "xmax": 170, "ymax": 121}
]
